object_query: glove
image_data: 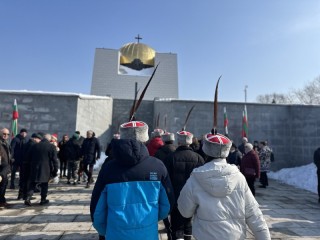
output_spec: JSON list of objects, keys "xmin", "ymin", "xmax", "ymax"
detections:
[{"xmin": 0, "ymin": 175, "xmax": 2, "ymax": 183}]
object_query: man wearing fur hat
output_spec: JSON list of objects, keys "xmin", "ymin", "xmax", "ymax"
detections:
[
  {"xmin": 90, "ymin": 121, "xmax": 174, "ymax": 240},
  {"xmin": 164, "ymin": 130, "xmax": 204, "ymax": 240},
  {"xmin": 155, "ymin": 132, "xmax": 176, "ymax": 162},
  {"xmin": 178, "ymin": 133, "xmax": 270, "ymax": 240},
  {"xmin": 147, "ymin": 128, "xmax": 164, "ymax": 156}
]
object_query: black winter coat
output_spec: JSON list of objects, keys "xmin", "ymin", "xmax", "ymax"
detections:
[
  {"xmin": 82, "ymin": 137, "xmax": 101, "ymax": 165},
  {"xmin": 65, "ymin": 137, "xmax": 82, "ymax": 161},
  {"xmin": 58, "ymin": 140, "xmax": 68, "ymax": 161},
  {"xmin": 227, "ymin": 149, "xmax": 242, "ymax": 166},
  {"xmin": 164, "ymin": 145, "xmax": 205, "ymax": 201},
  {"xmin": 29, "ymin": 139, "xmax": 59, "ymax": 183},
  {"xmin": 154, "ymin": 143, "xmax": 177, "ymax": 162},
  {"xmin": 10, "ymin": 134, "xmax": 28, "ymax": 165}
]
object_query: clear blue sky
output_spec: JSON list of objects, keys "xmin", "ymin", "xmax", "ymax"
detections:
[{"xmin": 1, "ymin": 1, "xmax": 319, "ymax": 102}]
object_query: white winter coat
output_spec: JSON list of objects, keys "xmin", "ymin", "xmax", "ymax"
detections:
[{"xmin": 177, "ymin": 159, "xmax": 270, "ymax": 240}]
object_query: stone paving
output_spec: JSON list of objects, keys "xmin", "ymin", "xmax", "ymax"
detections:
[{"xmin": 1, "ymin": 175, "xmax": 320, "ymax": 240}]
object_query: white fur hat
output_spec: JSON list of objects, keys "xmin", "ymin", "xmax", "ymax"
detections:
[
  {"xmin": 177, "ymin": 130, "xmax": 193, "ymax": 145},
  {"xmin": 202, "ymin": 133, "xmax": 232, "ymax": 158},
  {"xmin": 151, "ymin": 128, "xmax": 164, "ymax": 138},
  {"xmin": 161, "ymin": 132, "xmax": 175, "ymax": 142},
  {"xmin": 119, "ymin": 121, "xmax": 149, "ymax": 142}
]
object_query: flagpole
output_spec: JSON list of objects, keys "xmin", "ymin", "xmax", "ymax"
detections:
[
  {"xmin": 224, "ymin": 107, "xmax": 228, "ymax": 136},
  {"xmin": 11, "ymin": 99, "xmax": 19, "ymax": 139}
]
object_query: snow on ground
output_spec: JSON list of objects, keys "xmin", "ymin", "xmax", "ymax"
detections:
[
  {"xmin": 269, "ymin": 163, "xmax": 317, "ymax": 194},
  {"xmin": 93, "ymin": 152, "xmax": 318, "ymax": 194},
  {"xmin": 93, "ymin": 152, "xmax": 107, "ymax": 171}
]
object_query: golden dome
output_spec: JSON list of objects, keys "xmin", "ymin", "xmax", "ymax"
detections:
[{"xmin": 119, "ymin": 42, "xmax": 155, "ymax": 68}]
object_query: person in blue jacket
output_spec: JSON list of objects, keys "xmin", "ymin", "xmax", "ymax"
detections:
[{"xmin": 90, "ymin": 120, "xmax": 175, "ymax": 240}]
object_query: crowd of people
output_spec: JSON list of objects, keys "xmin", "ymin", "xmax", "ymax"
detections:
[
  {"xmin": 90, "ymin": 122, "xmax": 271, "ymax": 240},
  {"xmin": 0, "ymin": 128, "xmax": 101, "ymax": 207},
  {"xmin": 0, "ymin": 122, "xmax": 273, "ymax": 239}
]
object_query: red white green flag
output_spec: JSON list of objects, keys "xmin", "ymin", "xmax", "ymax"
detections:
[
  {"xmin": 224, "ymin": 107, "xmax": 229, "ymax": 136},
  {"xmin": 242, "ymin": 105, "xmax": 248, "ymax": 138},
  {"xmin": 11, "ymin": 99, "xmax": 18, "ymax": 139}
]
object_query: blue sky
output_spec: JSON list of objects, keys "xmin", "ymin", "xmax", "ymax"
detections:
[{"xmin": 0, "ymin": 1, "xmax": 319, "ymax": 102}]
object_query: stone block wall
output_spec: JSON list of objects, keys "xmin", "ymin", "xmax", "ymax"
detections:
[
  {"xmin": 0, "ymin": 91, "xmax": 112, "ymax": 150},
  {"xmin": 153, "ymin": 99, "xmax": 320, "ymax": 170},
  {"xmin": 1, "ymin": 90, "xmax": 319, "ymax": 171},
  {"xmin": 0, "ymin": 91, "xmax": 78, "ymax": 138}
]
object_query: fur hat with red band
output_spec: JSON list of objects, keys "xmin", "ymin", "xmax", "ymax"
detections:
[
  {"xmin": 202, "ymin": 133, "xmax": 232, "ymax": 158},
  {"xmin": 161, "ymin": 132, "xmax": 175, "ymax": 142},
  {"xmin": 202, "ymin": 76, "xmax": 232, "ymax": 158},
  {"xmin": 177, "ymin": 130, "xmax": 193, "ymax": 145},
  {"xmin": 120, "ymin": 121, "xmax": 149, "ymax": 143},
  {"xmin": 151, "ymin": 128, "xmax": 164, "ymax": 138}
]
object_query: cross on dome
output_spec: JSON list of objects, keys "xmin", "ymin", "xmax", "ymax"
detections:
[{"xmin": 135, "ymin": 34, "xmax": 142, "ymax": 43}]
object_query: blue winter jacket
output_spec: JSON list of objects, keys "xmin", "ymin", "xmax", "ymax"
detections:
[{"xmin": 90, "ymin": 139, "xmax": 174, "ymax": 240}]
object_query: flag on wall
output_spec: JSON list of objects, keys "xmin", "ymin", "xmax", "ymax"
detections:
[
  {"xmin": 11, "ymin": 99, "xmax": 18, "ymax": 139},
  {"xmin": 224, "ymin": 107, "xmax": 229, "ymax": 136},
  {"xmin": 242, "ymin": 105, "xmax": 248, "ymax": 138}
]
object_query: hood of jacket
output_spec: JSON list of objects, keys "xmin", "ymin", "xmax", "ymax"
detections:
[
  {"xmin": 192, "ymin": 158, "xmax": 241, "ymax": 198},
  {"xmin": 112, "ymin": 139, "xmax": 149, "ymax": 167}
]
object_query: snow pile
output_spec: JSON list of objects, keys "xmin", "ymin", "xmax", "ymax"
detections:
[{"xmin": 269, "ymin": 163, "xmax": 317, "ymax": 194}]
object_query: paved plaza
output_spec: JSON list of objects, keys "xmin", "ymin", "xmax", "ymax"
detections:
[{"xmin": 1, "ymin": 175, "xmax": 320, "ymax": 240}]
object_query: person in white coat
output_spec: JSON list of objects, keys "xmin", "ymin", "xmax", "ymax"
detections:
[{"xmin": 177, "ymin": 133, "xmax": 271, "ymax": 240}]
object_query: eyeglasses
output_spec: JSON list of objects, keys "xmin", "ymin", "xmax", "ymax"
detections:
[{"xmin": 2, "ymin": 133, "xmax": 10, "ymax": 136}]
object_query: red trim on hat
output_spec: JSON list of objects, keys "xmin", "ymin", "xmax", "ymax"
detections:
[
  {"xmin": 121, "ymin": 121, "xmax": 146, "ymax": 128},
  {"xmin": 178, "ymin": 131, "xmax": 192, "ymax": 136},
  {"xmin": 206, "ymin": 134, "xmax": 230, "ymax": 144}
]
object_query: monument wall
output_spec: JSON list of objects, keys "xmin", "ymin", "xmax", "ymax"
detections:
[
  {"xmin": 0, "ymin": 91, "xmax": 112, "ymax": 149},
  {"xmin": 1, "ymin": 90, "xmax": 319, "ymax": 171},
  {"xmin": 153, "ymin": 99, "xmax": 320, "ymax": 170}
]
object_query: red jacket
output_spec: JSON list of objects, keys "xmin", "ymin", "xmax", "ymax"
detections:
[
  {"xmin": 240, "ymin": 150, "xmax": 260, "ymax": 178},
  {"xmin": 147, "ymin": 137, "xmax": 164, "ymax": 157}
]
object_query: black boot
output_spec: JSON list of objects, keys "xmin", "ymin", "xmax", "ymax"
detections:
[
  {"xmin": 24, "ymin": 197, "xmax": 32, "ymax": 206},
  {"xmin": 40, "ymin": 199, "xmax": 49, "ymax": 205}
]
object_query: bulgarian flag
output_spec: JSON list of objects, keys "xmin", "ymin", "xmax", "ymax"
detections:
[
  {"xmin": 224, "ymin": 107, "xmax": 229, "ymax": 136},
  {"xmin": 11, "ymin": 99, "xmax": 18, "ymax": 139},
  {"xmin": 242, "ymin": 105, "xmax": 248, "ymax": 138}
]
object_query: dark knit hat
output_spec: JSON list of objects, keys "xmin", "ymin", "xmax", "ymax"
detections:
[
  {"xmin": 120, "ymin": 121, "xmax": 149, "ymax": 142},
  {"xmin": 31, "ymin": 133, "xmax": 43, "ymax": 140},
  {"xmin": 161, "ymin": 132, "xmax": 175, "ymax": 142},
  {"xmin": 177, "ymin": 130, "xmax": 193, "ymax": 145},
  {"xmin": 202, "ymin": 133, "xmax": 232, "ymax": 158},
  {"xmin": 20, "ymin": 128, "xmax": 27, "ymax": 133}
]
